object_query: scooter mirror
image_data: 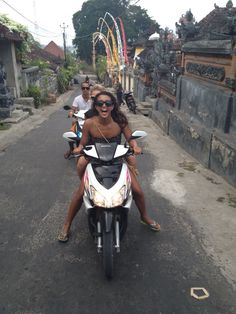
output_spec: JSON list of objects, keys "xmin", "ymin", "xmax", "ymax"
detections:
[
  {"xmin": 130, "ymin": 130, "xmax": 147, "ymax": 140},
  {"xmin": 63, "ymin": 105, "xmax": 71, "ymax": 110},
  {"xmin": 62, "ymin": 131, "xmax": 78, "ymax": 142},
  {"xmin": 74, "ymin": 110, "xmax": 87, "ymax": 119}
]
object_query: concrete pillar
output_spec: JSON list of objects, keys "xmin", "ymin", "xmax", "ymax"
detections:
[{"xmin": 0, "ymin": 41, "xmax": 21, "ymax": 97}]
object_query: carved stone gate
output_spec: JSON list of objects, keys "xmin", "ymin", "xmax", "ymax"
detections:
[{"xmin": 134, "ymin": 3, "xmax": 236, "ymax": 187}]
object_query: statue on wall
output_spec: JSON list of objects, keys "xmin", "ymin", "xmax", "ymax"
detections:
[
  {"xmin": 0, "ymin": 60, "xmax": 14, "ymax": 119},
  {"xmin": 149, "ymin": 29, "xmax": 182, "ymax": 97},
  {"xmin": 134, "ymin": 26, "xmax": 182, "ymax": 98},
  {"xmin": 175, "ymin": 10, "xmax": 199, "ymax": 42},
  {"xmin": 0, "ymin": 61, "xmax": 7, "ymax": 85}
]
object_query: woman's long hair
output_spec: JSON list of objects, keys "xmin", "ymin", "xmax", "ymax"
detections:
[{"xmin": 92, "ymin": 91, "xmax": 128, "ymax": 128}]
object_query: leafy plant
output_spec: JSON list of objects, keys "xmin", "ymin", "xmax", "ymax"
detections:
[
  {"xmin": 57, "ymin": 67, "xmax": 71, "ymax": 93},
  {"xmin": 25, "ymin": 85, "xmax": 42, "ymax": 108},
  {"xmin": 0, "ymin": 13, "xmax": 28, "ymax": 34},
  {"xmin": 57, "ymin": 58, "xmax": 80, "ymax": 93},
  {"xmin": 29, "ymin": 59, "xmax": 50, "ymax": 70},
  {"xmin": 96, "ymin": 55, "xmax": 107, "ymax": 82},
  {"xmin": 0, "ymin": 122, "xmax": 11, "ymax": 131}
]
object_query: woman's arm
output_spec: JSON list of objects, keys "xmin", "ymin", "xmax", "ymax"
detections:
[{"xmin": 122, "ymin": 125, "xmax": 142, "ymax": 155}]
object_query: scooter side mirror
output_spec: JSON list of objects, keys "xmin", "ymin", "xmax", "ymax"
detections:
[
  {"xmin": 124, "ymin": 130, "xmax": 147, "ymax": 147},
  {"xmin": 62, "ymin": 131, "xmax": 78, "ymax": 142},
  {"xmin": 129, "ymin": 130, "xmax": 147, "ymax": 140},
  {"xmin": 63, "ymin": 105, "xmax": 71, "ymax": 110},
  {"xmin": 74, "ymin": 110, "xmax": 87, "ymax": 119}
]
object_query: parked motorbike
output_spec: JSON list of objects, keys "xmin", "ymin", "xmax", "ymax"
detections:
[
  {"xmin": 124, "ymin": 92, "xmax": 137, "ymax": 114},
  {"xmin": 80, "ymin": 130, "xmax": 147, "ymax": 279},
  {"xmin": 62, "ymin": 105, "xmax": 87, "ymax": 159}
]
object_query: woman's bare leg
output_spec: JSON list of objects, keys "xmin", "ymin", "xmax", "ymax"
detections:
[
  {"xmin": 130, "ymin": 171, "xmax": 160, "ymax": 227},
  {"xmin": 126, "ymin": 155, "xmax": 139, "ymax": 176},
  {"xmin": 61, "ymin": 179, "xmax": 85, "ymax": 235},
  {"xmin": 77, "ymin": 156, "xmax": 88, "ymax": 179}
]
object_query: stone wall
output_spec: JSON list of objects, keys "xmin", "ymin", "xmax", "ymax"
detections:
[
  {"xmin": 133, "ymin": 76, "xmax": 149, "ymax": 101},
  {"xmin": 21, "ymin": 66, "xmax": 58, "ymax": 98},
  {"xmin": 21, "ymin": 66, "xmax": 40, "ymax": 91},
  {"xmin": 151, "ymin": 74, "xmax": 236, "ymax": 187},
  {"xmin": 39, "ymin": 72, "xmax": 58, "ymax": 97},
  {"xmin": 178, "ymin": 76, "xmax": 232, "ymax": 132}
]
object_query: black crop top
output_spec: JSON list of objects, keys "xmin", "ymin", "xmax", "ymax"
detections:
[{"xmin": 88, "ymin": 133, "xmax": 122, "ymax": 145}]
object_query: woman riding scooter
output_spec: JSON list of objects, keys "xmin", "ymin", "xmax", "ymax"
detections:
[{"xmin": 58, "ymin": 91, "xmax": 160, "ymax": 242}]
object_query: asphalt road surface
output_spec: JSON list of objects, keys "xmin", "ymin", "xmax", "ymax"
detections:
[{"xmin": 0, "ymin": 88, "xmax": 235, "ymax": 314}]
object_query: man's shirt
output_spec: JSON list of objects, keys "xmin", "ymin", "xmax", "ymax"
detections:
[{"xmin": 72, "ymin": 94, "xmax": 92, "ymax": 111}]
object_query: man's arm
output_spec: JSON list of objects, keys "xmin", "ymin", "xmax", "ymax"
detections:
[
  {"xmin": 68, "ymin": 106, "xmax": 77, "ymax": 118},
  {"xmin": 68, "ymin": 96, "xmax": 79, "ymax": 117}
]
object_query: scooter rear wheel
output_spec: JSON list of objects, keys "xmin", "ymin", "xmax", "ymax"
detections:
[{"xmin": 103, "ymin": 230, "xmax": 114, "ymax": 279}]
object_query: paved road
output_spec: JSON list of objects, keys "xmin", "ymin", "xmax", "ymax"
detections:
[{"xmin": 0, "ymin": 87, "xmax": 235, "ymax": 314}]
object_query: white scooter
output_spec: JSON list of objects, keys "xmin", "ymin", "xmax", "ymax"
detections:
[
  {"xmin": 81, "ymin": 130, "xmax": 147, "ymax": 279},
  {"xmin": 62, "ymin": 106, "xmax": 87, "ymax": 159}
]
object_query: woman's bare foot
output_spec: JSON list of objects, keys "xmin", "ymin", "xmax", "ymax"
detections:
[
  {"xmin": 58, "ymin": 223, "xmax": 70, "ymax": 242},
  {"xmin": 140, "ymin": 215, "xmax": 161, "ymax": 232}
]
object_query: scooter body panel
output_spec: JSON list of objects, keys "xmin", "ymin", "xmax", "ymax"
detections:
[{"xmin": 83, "ymin": 162, "xmax": 132, "ymax": 210}]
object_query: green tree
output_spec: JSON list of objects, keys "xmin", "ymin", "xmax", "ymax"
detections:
[
  {"xmin": 72, "ymin": 0, "xmax": 159, "ymax": 63},
  {"xmin": 96, "ymin": 55, "xmax": 107, "ymax": 81}
]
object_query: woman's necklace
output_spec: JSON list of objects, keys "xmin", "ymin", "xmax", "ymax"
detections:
[{"xmin": 95, "ymin": 123, "xmax": 110, "ymax": 144}]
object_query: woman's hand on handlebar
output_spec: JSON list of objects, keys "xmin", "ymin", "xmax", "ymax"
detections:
[
  {"xmin": 132, "ymin": 145, "xmax": 142, "ymax": 155},
  {"xmin": 73, "ymin": 142, "xmax": 84, "ymax": 155},
  {"xmin": 133, "ymin": 146, "xmax": 142, "ymax": 155},
  {"xmin": 73, "ymin": 147, "xmax": 82, "ymax": 155}
]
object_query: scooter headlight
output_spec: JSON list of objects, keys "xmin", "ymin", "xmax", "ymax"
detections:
[
  {"xmin": 111, "ymin": 185, "xmax": 127, "ymax": 207},
  {"xmin": 90, "ymin": 186, "xmax": 106, "ymax": 207}
]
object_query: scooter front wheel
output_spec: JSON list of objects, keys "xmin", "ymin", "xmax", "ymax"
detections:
[{"xmin": 103, "ymin": 230, "xmax": 114, "ymax": 279}]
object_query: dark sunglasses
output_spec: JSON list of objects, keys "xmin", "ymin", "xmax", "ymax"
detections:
[
  {"xmin": 82, "ymin": 86, "xmax": 90, "ymax": 90},
  {"xmin": 96, "ymin": 100, "xmax": 113, "ymax": 107}
]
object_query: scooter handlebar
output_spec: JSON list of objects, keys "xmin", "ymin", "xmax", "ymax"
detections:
[{"xmin": 126, "ymin": 148, "xmax": 143, "ymax": 156}]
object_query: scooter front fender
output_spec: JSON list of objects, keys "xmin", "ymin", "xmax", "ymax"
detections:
[{"xmin": 103, "ymin": 211, "xmax": 113, "ymax": 233}]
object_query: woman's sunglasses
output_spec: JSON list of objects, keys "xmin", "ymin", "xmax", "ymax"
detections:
[
  {"xmin": 96, "ymin": 100, "xmax": 113, "ymax": 107},
  {"xmin": 82, "ymin": 86, "xmax": 90, "ymax": 90}
]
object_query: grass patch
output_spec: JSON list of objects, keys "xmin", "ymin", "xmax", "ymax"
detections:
[
  {"xmin": 178, "ymin": 161, "xmax": 198, "ymax": 172},
  {"xmin": 177, "ymin": 172, "xmax": 185, "ymax": 177},
  {"xmin": 205, "ymin": 176, "xmax": 221, "ymax": 185},
  {"xmin": 216, "ymin": 194, "xmax": 236, "ymax": 208},
  {"xmin": 217, "ymin": 197, "xmax": 225, "ymax": 203},
  {"xmin": 0, "ymin": 123, "xmax": 11, "ymax": 130},
  {"xmin": 227, "ymin": 194, "xmax": 236, "ymax": 208}
]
